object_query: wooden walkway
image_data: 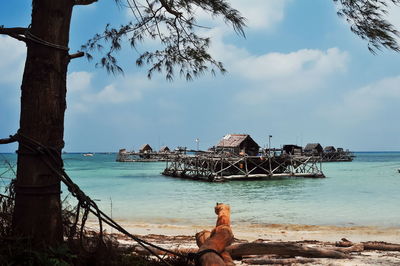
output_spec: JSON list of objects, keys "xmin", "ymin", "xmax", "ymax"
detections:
[{"xmin": 162, "ymin": 154, "xmax": 325, "ymax": 181}]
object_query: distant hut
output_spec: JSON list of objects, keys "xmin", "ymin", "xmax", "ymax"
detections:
[
  {"xmin": 283, "ymin": 144, "xmax": 303, "ymax": 155},
  {"xmin": 215, "ymin": 134, "xmax": 260, "ymax": 156},
  {"xmin": 159, "ymin": 146, "xmax": 170, "ymax": 153},
  {"xmin": 324, "ymin": 146, "xmax": 336, "ymax": 153},
  {"xmin": 139, "ymin": 144, "xmax": 153, "ymax": 154},
  {"xmin": 175, "ymin": 146, "xmax": 187, "ymax": 154},
  {"xmin": 304, "ymin": 143, "xmax": 323, "ymax": 155}
]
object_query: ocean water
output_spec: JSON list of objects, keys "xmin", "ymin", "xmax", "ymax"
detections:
[{"xmin": 1, "ymin": 152, "xmax": 400, "ymax": 227}]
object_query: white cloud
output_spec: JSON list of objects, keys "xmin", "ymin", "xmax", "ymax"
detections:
[
  {"xmin": 67, "ymin": 72, "xmax": 156, "ymax": 112},
  {"xmin": 0, "ymin": 36, "xmax": 26, "ymax": 85},
  {"xmin": 218, "ymin": 45, "xmax": 349, "ymax": 104},
  {"xmin": 67, "ymin": 71, "xmax": 93, "ymax": 92},
  {"xmin": 233, "ymin": 48, "xmax": 348, "ymax": 83},
  {"xmin": 322, "ymin": 75, "xmax": 400, "ymax": 125},
  {"xmin": 89, "ymin": 83, "xmax": 143, "ymax": 104},
  {"xmin": 387, "ymin": 3, "xmax": 400, "ymax": 30},
  {"xmin": 228, "ymin": 0, "xmax": 289, "ymax": 30},
  {"xmin": 205, "ymin": 26, "xmax": 349, "ymax": 98}
]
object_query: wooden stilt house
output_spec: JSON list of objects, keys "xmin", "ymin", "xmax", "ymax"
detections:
[{"xmin": 215, "ymin": 134, "xmax": 260, "ymax": 156}]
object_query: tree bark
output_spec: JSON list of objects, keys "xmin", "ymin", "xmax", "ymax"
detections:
[{"xmin": 12, "ymin": 0, "xmax": 74, "ymax": 247}]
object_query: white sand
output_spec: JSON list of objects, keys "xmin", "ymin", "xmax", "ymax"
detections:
[{"xmin": 88, "ymin": 219, "xmax": 400, "ymax": 265}]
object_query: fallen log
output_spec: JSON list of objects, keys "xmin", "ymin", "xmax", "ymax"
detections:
[
  {"xmin": 225, "ymin": 242, "xmax": 350, "ymax": 259},
  {"xmin": 364, "ymin": 241, "xmax": 400, "ymax": 251},
  {"xmin": 329, "ymin": 243, "xmax": 364, "ymax": 253},
  {"xmin": 196, "ymin": 203, "xmax": 234, "ymax": 266},
  {"xmin": 335, "ymin": 238, "xmax": 354, "ymax": 247},
  {"xmin": 242, "ymin": 257, "xmax": 316, "ymax": 265},
  {"xmin": 336, "ymin": 239, "xmax": 400, "ymax": 252}
]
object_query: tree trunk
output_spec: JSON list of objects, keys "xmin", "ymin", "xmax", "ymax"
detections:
[{"xmin": 12, "ymin": 0, "xmax": 73, "ymax": 247}]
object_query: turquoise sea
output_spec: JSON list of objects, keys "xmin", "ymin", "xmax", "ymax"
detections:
[{"xmin": 1, "ymin": 152, "xmax": 400, "ymax": 228}]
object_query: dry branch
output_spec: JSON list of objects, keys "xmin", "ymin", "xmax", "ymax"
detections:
[
  {"xmin": 225, "ymin": 242, "xmax": 350, "ymax": 259},
  {"xmin": 329, "ymin": 243, "xmax": 364, "ymax": 253},
  {"xmin": 69, "ymin": 51, "xmax": 85, "ymax": 59},
  {"xmin": 0, "ymin": 27, "xmax": 27, "ymax": 36},
  {"xmin": 74, "ymin": 0, "xmax": 98, "ymax": 5},
  {"xmin": 242, "ymin": 257, "xmax": 316, "ymax": 265},
  {"xmin": 363, "ymin": 241, "xmax": 400, "ymax": 251},
  {"xmin": 336, "ymin": 239, "xmax": 400, "ymax": 252},
  {"xmin": 0, "ymin": 137, "xmax": 16, "ymax": 145},
  {"xmin": 0, "ymin": 27, "xmax": 27, "ymax": 42}
]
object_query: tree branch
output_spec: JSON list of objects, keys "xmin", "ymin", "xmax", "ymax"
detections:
[
  {"xmin": 0, "ymin": 137, "xmax": 17, "ymax": 145},
  {"xmin": 69, "ymin": 51, "xmax": 85, "ymax": 59},
  {"xmin": 0, "ymin": 27, "xmax": 28, "ymax": 42},
  {"xmin": 0, "ymin": 27, "xmax": 27, "ymax": 35},
  {"xmin": 159, "ymin": 0, "xmax": 182, "ymax": 17},
  {"xmin": 74, "ymin": 0, "xmax": 98, "ymax": 6}
]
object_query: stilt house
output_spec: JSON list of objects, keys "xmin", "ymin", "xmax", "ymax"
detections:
[
  {"xmin": 159, "ymin": 146, "xmax": 170, "ymax": 153},
  {"xmin": 283, "ymin": 144, "xmax": 303, "ymax": 155},
  {"xmin": 139, "ymin": 144, "xmax": 153, "ymax": 153},
  {"xmin": 304, "ymin": 143, "xmax": 323, "ymax": 155},
  {"xmin": 215, "ymin": 134, "xmax": 260, "ymax": 156},
  {"xmin": 324, "ymin": 146, "xmax": 336, "ymax": 153}
]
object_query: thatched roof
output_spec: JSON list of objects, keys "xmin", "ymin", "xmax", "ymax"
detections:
[
  {"xmin": 140, "ymin": 144, "xmax": 153, "ymax": 152},
  {"xmin": 304, "ymin": 143, "xmax": 323, "ymax": 152},
  {"xmin": 216, "ymin": 134, "xmax": 259, "ymax": 148},
  {"xmin": 324, "ymin": 146, "xmax": 336, "ymax": 152},
  {"xmin": 159, "ymin": 146, "xmax": 170, "ymax": 152}
]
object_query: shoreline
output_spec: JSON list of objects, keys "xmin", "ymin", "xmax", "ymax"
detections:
[{"xmin": 89, "ymin": 219, "xmax": 400, "ymax": 244}]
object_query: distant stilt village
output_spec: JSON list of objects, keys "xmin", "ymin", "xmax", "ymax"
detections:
[{"xmin": 117, "ymin": 134, "xmax": 354, "ymax": 182}]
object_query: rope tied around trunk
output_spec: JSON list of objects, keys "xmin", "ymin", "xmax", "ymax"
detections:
[
  {"xmin": 24, "ymin": 25, "xmax": 69, "ymax": 51},
  {"xmin": 1, "ymin": 132, "xmax": 194, "ymax": 265}
]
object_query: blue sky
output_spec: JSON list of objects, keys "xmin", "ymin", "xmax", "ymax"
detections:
[{"xmin": 1, "ymin": 0, "xmax": 400, "ymax": 152}]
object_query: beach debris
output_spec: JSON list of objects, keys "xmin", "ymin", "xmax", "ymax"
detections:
[
  {"xmin": 225, "ymin": 241, "xmax": 350, "ymax": 259},
  {"xmin": 336, "ymin": 238, "xmax": 400, "ymax": 252},
  {"xmin": 242, "ymin": 256, "xmax": 316, "ymax": 265},
  {"xmin": 193, "ymin": 204, "xmax": 354, "ymax": 266}
]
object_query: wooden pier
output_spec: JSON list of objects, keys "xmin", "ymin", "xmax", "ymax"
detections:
[
  {"xmin": 162, "ymin": 154, "xmax": 325, "ymax": 181},
  {"xmin": 116, "ymin": 151, "xmax": 174, "ymax": 162}
]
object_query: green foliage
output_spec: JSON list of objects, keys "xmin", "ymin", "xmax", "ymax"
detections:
[
  {"xmin": 0, "ymin": 239, "xmax": 75, "ymax": 266},
  {"xmin": 81, "ymin": 0, "xmax": 246, "ymax": 80},
  {"xmin": 334, "ymin": 0, "xmax": 400, "ymax": 53}
]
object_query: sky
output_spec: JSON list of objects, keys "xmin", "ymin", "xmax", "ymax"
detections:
[{"xmin": 1, "ymin": 0, "xmax": 400, "ymax": 152}]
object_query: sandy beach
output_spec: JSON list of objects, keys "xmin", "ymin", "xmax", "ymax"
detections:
[
  {"xmin": 112, "ymin": 221, "xmax": 400, "ymax": 243},
  {"xmin": 89, "ymin": 219, "xmax": 400, "ymax": 265}
]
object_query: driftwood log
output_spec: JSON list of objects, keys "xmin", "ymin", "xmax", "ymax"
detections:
[
  {"xmin": 242, "ymin": 257, "xmax": 316, "ymax": 265},
  {"xmin": 336, "ymin": 238, "xmax": 400, "ymax": 251},
  {"xmin": 194, "ymin": 203, "xmax": 352, "ymax": 266},
  {"xmin": 225, "ymin": 242, "xmax": 350, "ymax": 259},
  {"xmin": 195, "ymin": 203, "xmax": 234, "ymax": 266},
  {"xmin": 132, "ymin": 206, "xmax": 400, "ymax": 264}
]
